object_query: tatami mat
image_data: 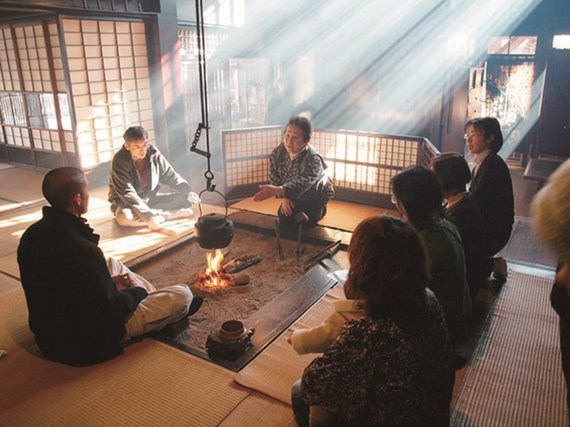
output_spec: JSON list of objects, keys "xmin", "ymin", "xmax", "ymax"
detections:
[
  {"xmin": 219, "ymin": 391, "xmax": 296, "ymax": 427},
  {"xmin": 0, "ymin": 289, "xmax": 250, "ymax": 426},
  {"xmin": 234, "ymin": 285, "xmax": 345, "ymax": 405},
  {"xmin": 231, "ymin": 197, "xmax": 392, "ymax": 231},
  {"xmin": 451, "ymin": 270, "xmax": 567, "ymax": 426}
]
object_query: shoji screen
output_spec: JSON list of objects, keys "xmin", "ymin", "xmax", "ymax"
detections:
[
  {"xmin": 0, "ymin": 23, "xmax": 70, "ymax": 153},
  {"xmin": 63, "ymin": 18, "xmax": 153, "ymax": 168}
]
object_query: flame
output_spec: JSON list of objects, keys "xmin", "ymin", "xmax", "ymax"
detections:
[{"xmin": 202, "ymin": 249, "xmax": 227, "ymax": 288}]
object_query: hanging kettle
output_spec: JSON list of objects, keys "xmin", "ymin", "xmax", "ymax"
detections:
[{"xmin": 194, "ymin": 189, "xmax": 234, "ymax": 249}]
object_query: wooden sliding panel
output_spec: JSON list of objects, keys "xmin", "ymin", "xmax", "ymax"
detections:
[
  {"xmin": 222, "ymin": 127, "xmax": 281, "ymax": 200},
  {"xmin": 0, "ymin": 21, "xmax": 73, "ymax": 167},
  {"xmin": 63, "ymin": 18, "xmax": 153, "ymax": 169},
  {"xmin": 0, "ymin": 26, "xmax": 29, "ymax": 158},
  {"xmin": 312, "ymin": 130, "xmax": 420, "ymax": 206},
  {"xmin": 18, "ymin": 24, "xmax": 61, "ymax": 154}
]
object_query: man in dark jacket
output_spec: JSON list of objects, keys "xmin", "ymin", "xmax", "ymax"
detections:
[
  {"xmin": 18, "ymin": 167, "xmax": 198, "ymax": 366},
  {"xmin": 108, "ymin": 126, "xmax": 200, "ymax": 230}
]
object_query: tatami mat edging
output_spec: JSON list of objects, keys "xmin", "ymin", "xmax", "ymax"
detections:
[{"xmin": 0, "ymin": 288, "xmax": 250, "ymax": 426}]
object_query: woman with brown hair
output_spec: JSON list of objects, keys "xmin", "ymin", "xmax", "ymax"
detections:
[{"xmin": 291, "ymin": 215, "xmax": 454, "ymax": 427}]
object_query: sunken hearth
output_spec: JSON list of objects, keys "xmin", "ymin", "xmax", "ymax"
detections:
[{"xmin": 129, "ymin": 211, "xmax": 350, "ymax": 371}]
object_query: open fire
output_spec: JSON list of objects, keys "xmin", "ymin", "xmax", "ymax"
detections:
[{"xmin": 198, "ymin": 249, "xmax": 234, "ymax": 289}]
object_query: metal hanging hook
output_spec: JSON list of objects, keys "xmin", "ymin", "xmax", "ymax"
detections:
[{"xmin": 190, "ymin": 0, "xmax": 216, "ymax": 193}]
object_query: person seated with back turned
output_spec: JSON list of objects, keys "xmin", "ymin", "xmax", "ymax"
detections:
[
  {"xmin": 531, "ymin": 159, "xmax": 570, "ymax": 418},
  {"xmin": 108, "ymin": 126, "xmax": 200, "ymax": 231},
  {"xmin": 17, "ymin": 167, "xmax": 202, "ymax": 366},
  {"xmin": 391, "ymin": 166, "xmax": 472, "ymax": 346},
  {"xmin": 291, "ymin": 215, "xmax": 454, "ymax": 427},
  {"xmin": 253, "ymin": 116, "xmax": 334, "ymax": 227},
  {"xmin": 464, "ymin": 117, "xmax": 514, "ymax": 281},
  {"xmin": 432, "ymin": 152, "xmax": 487, "ymax": 299}
]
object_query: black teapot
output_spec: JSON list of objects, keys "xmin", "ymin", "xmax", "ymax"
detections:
[{"xmin": 194, "ymin": 189, "xmax": 234, "ymax": 249}]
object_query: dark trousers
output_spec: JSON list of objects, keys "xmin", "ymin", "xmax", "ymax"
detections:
[
  {"xmin": 291, "ymin": 379, "xmax": 309, "ymax": 427},
  {"xmin": 278, "ymin": 199, "xmax": 327, "ymax": 227}
]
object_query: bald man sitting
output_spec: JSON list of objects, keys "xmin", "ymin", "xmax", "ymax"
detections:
[{"xmin": 17, "ymin": 167, "xmax": 202, "ymax": 366}]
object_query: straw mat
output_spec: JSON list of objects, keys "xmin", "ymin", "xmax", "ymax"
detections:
[
  {"xmin": 0, "ymin": 289, "xmax": 249, "ymax": 426},
  {"xmin": 451, "ymin": 270, "xmax": 567, "ymax": 426},
  {"xmin": 219, "ymin": 391, "xmax": 296, "ymax": 427},
  {"xmin": 231, "ymin": 197, "xmax": 390, "ymax": 232},
  {"xmin": 234, "ymin": 285, "xmax": 345, "ymax": 405}
]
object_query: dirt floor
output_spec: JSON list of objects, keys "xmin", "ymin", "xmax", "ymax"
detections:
[{"xmin": 134, "ymin": 227, "xmax": 328, "ymax": 361}]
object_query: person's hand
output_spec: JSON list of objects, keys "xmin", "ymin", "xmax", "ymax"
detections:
[
  {"xmin": 147, "ymin": 215, "xmax": 165, "ymax": 231},
  {"xmin": 280, "ymin": 198, "xmax": 295, "ymax": 216},
  {"xmin": 253, "ymin": 184, "xmax": 284, "ymax": 201},
  {"xmin": 187, "ymin": 191, "xmax": 201, "ymax": 205},
  {"xmin": 287, "ymin": 331, "xmax": 293, "ymax": 345},
  {"xmin": 112, "ymin": 273, "xmax": 134, "ymax": 291}
]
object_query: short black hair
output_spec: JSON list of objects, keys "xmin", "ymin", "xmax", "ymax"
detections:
[
  {"xmin": 287, "ymin": 116, "xmax": 312, "ymax": 142},
  {"xmin": 431, "ymin": 152, "xmax": 472, "ymax": 196},
  {"xmin": 42, "ymin": 167, "xmax": 86, "ymax": 209},
  {"xmin": 391, "ymin": 166, "xmax": 444, "ymax": 230},
  {"xmin": 465, "ymin": 117, "xmax": 503, "ymax": 153},
  {"xmin": 123, "ymin": 126, "xmax": 148, "ymax": 143}
]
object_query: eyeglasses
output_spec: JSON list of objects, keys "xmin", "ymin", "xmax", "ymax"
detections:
[{"xmin": 463, "ymin": 132, "xmax": 480, "ymax": 140}]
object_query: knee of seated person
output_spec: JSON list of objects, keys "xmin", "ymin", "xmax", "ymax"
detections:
[
  {"xmin": 170, "ymin": 284, "xmax": 194, "ymax": 307},
  {"xmin": 114, "ymin": 209, "xmax": 143, "ymax": 227},
  {"xmin": 115, "ymin": 208, "xmax": 132, "ymax": 222},
  {"xmin": 291, "ymin": 379, "xmax": 304, "ymax": 405}
]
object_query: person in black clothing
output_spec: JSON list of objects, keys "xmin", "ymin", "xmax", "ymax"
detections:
[
  {"xmin": 464, "ymin": 117, "xmax": 514, "ymax": 279},
  {"xmin": 531, "ymin": 159, "xmax": 570, "ymax": 417},
  {"xmin": 432, "ymin": 152, "xmax": 486, "ymax": 298},
  {"xmin": 17, "ymin": 167, "xmax": 200, "ymax": 366}
]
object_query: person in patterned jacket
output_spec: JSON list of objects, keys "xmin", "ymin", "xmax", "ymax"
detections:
[
  {"xmin": 291, "ymin": 215, "xmax": 454, "ymax": 426},
  {"xmin": 253, "ymin": 116, "xmax": 334, "ymax": 226}
]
